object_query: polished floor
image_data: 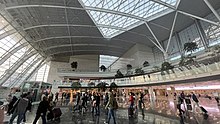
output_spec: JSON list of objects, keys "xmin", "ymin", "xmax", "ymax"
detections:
[
  {"xmin": 3, "ymin": 107, "xmax": 180, "ymax": 124},
  {"xmin": 2, "ymin": 96, "xmax": 220, "ymax": 124}
]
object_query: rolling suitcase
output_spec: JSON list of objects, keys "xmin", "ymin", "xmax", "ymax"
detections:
[
  {"xmin": 47, "ymin": 111, "xmax": 54, "ymax": 121},
  {"xmin": 200, "ymin": 106, "xmax": 208, "ymax": 113},
  {"xmin": 53, "ymin": 107, "xmax": 62, "ymax": 119}
]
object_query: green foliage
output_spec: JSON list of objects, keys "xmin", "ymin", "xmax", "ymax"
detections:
[
  {"xmin": 96, "ymin": 82, "xmax": 108, "ymax": 92},
  {"xmin": 143, "ymin": 61, "xmax": 150, "ymax": 67},
  {"xmin": 179, "ymin": 55, "xmax": 196, "ymax": 66},
  {"xmin": 71, "ymin": 61, "xmax": 78, "ymax": 69},
  {"xmin": 88, "ymin": 82, "xmax": 95, "ymax": 87},
  {"xmin": 115, "ymin": 69, "xmax": 124, "ymax": 78},
  {"xmin": 135, "ymin": 68, "xmax": 144, "ymax": 74},
  {"xmin": 127, "ymin": 64, "xmax": 132, "ymax": 70},
  {"xmin": 161, "ymin": 62, "xmax": 174, "ymax": 71},
  {"xmin": 71, "ymin": 82, "xmax": 81, "ymax": 90},
  {"xmin": 100, "ymin": 65, "xmax": 107, "ymax": 72},
  {"xmin": 183, "ymin": 42, "xmax": 198, "ymax": 53}
]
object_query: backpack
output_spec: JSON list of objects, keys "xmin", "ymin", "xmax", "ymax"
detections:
[{"xmin": 113, "ymin": 99, "xmax": 118, "ymax": 110}]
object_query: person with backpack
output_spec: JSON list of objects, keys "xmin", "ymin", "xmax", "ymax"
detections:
[{"xmin": 104, "ymin": 91, "xmax": 117, "ymax": 124}]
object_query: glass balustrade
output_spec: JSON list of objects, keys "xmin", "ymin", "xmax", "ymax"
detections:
[{"xmin": 57, "ymin": 61, "xmax": 220, "ymax": 87}]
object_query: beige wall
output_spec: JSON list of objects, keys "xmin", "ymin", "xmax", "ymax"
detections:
[
  {"xmin": 47, "ymin": 55, "xmax": 99, "ymax": 83},
  {"xmin": 111, "ymin": 44, "xmax": 155, "ymax": 70}
]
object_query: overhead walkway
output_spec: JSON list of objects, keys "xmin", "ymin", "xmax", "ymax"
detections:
[{"xmin": 57, "ymin": 61, "xmax": 220, "ymax": 87}]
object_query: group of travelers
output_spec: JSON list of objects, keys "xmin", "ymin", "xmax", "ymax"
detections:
[
  {"xmin": 176, "ymin": 91, "xmax": 208, "ymax": 117},
  {"xmin": 7, "ymin": 91, "xmax": 60, "ymax": 124},
  {"xmin": 5, "ymin": 89, "xmax": 215, "ymax": 123},
  {"xmin": 7, "ymin": 92, "xmax": 32, "ymax": 124}
]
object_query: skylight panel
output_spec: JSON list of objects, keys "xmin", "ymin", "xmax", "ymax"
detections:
[{"xmin": 80, "ymin": 0, "xmax": 177, "ymax": 38}]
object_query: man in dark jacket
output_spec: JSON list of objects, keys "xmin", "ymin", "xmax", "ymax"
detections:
[
  {"xmin": 95, "ymin": 93, "xmax": 100, "ymax": 115},
  {"xmin": 33, "ymin": 96, "xmax": 50, "ymax": 124}
]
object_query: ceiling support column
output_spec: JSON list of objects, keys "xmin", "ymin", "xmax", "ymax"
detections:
[
  {"xmin": 195, "ymin": 19, "xmax": 209, "ymax": 49},
  {"xmin": 166, "ymin": 11, "xmax": 178, "ymax": 52},
  {"xmin": 174, "ymin": 32, "xmax": 184, "ymax": 56},
  {"xmin": 203, "ymin": 0, "xmax": 220, "ymax": 23},
  {"xmin": 144, "ymin": 22, "xmax": 166, "ymax": 54}
]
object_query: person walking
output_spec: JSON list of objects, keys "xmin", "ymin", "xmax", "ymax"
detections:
[
  {"xmin": 8, "ymin": 93, "xmax": 29, "ymax": 124},
  {"xmin": 95, "ymin": 93, "xmax": 100, "ymax": 116},
  {"xmin": 138, "ymin": 93, "xmax": 145, "ymax": 116},
  {"xmin": 32, "ymin": 96, "xmax": 50, "ymax": 124},
  {"xmin": 105, "ymin": 91, "xmax": 117, "ymax": 124},
  {"xmin": 191, "ymin": 92, "xmax": 202, "ymax": 113},
  {"xmin": 55, "ymin": 92, "xmax": 59, "ymax": 102},
  {"xmin": 177, "ymin": 95, "xmax": 185, "ymax": 115},
  {"xmin": 23, "ymin": 92, "xmax": 32, "ymax": 122}
]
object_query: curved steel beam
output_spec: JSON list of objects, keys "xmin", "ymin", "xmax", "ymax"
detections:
[
  {"xmin": 33, "ymin": 35, "xmax": 136, "ymax": 44},
  {"xmin": 0, "ymin": 51, "xmax": 37, "ymax": 85},
  {"xmin": 9, "ymin": 57, "xmax": 42, "ymax": 88},
  {"xmin": 0, "ymin": 42, "xmax": 28, "ymax": 65},
  {"xmin": 23, "ymin": 24, "xmax": 155, "ymax": 39},
  {"xmin": 49, "ymin": 50, "xmax": 122, "ymax": 56},
  {"xmin": 43, "ymin": 44, "xmax": 126, "ymax": 51}
]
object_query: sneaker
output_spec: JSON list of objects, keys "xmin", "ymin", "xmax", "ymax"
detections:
[{"xmin": 104, "ymin": 122, "xmax": 108, "ymax": 124}]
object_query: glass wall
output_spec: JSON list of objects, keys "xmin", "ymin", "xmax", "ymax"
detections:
[{"xmin": 0, "ymin": 15, "xmax": 44, "ymax": 88}]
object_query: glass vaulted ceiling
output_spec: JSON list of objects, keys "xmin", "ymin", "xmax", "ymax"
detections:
[{"xmin": 80, "ymin": 0, "xmax": 177, "ymax": 38}]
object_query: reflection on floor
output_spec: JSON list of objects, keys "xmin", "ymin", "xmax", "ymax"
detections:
[
  {"xmin": 3, "ymin": 107, "xmax": 180, "ymax": 124},
  {"xmin": 3, "ymin": 96, "xmax": 220, "ymax": 124}
]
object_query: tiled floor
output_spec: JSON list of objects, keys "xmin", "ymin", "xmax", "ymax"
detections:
[
  {"xmin": 2, "ymin": 96, "xmax": 220, "ymax": 124},
  {"xmin": 3, "ymin": 107, "xmax": 180, "ymax": 124}
]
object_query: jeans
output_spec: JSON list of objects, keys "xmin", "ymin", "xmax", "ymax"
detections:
[
  {"xmin": 9, "ymin": 112, "xmax": 24, "ymax": 124},
  {"xmin": 23, "ymin": 110, "xmax": 27, "ymax": 122},
  {"xmin": 66, "ymin": 99, "xmax": 70, "ymax": 106},
  {"xmin": 95, "ymin": 104, "xmax": 100, "ymax": 115},
  {"xmin": 33, "ymin": 113, "xmax": 46, "ymax": 124},
  {"xmin": 130, "ymin": 102, "xmax": 134, "ymax": 108},
  {"xmin": 107, "ymin": 108, "xmax": 116, "ymax": 124}
]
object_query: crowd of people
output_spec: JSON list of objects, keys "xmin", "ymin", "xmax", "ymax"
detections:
[{"xmin": 4, "ymin": 89, "xmax": 217, "ymax": 124}]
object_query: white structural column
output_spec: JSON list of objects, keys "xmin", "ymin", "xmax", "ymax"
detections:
[
  {"xmin": 166, "ymin": 11, "xmax": 178, "ymax": 52},
  {"xmin": 0, "ymin": 42, "xmax": 28, "ymax": 65},
  {"xmin": 177, "ymin": 11, "xmax": 219, "ymax": 26},
  {"xmin": 8, "ymin": 57, "xmax": 42, "ymax": 87},
  {"xmin": 195, "ymin": 19, "xmax": 209, "ymax": 49},
  {"xmin": 148, "ymin": 87, "xmax": 156, "ymax": 109},
  {"xmin": 203, "ymin": 0, "xmax": 220, "ymax": 22},
  {"xmin": 144, "ymin": 22, "xmax": 166, "ymax": 54},
  {"xmin": 0, "ymin": 50, "xmax": 37, "ymax": 86}
]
